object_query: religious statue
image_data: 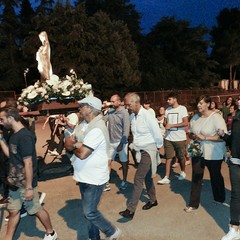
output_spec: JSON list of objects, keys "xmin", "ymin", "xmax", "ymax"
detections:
[{"xmin": 36, "ymin": 31, "xmax": 53, "ymax": 81}]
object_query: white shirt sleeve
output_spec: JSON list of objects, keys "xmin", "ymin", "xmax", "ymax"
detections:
[{"xmin": 145, "ymin": 111, "xmax": 163, "ymax": 148}]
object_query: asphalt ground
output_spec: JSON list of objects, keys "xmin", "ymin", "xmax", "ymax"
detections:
[{"xmin": 0, "ymin": 116, "xmax": 231, "ymax": 240}]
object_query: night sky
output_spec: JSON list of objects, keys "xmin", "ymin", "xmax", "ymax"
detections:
[
  {"xmin": 130, "ymin": 0, "xmax": 240, "ymax": 33},
  {"xmin": 27, "ymin": 0, "xmax": 240, "ymax": 33}
]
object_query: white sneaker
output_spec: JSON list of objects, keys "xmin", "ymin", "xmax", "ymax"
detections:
[
  {"xmin": 178, "ymin": 171, "xmax": 186, "ymax": 180},
  {"xmin": 103, "ymin": 183, "xmax": 111, "ymax": 192},
  {"xmin": 106, "ymin": 227, "xmax": 122, "ymax": 240},
  {"xmin": 157, "ymin": 176, "xmax": 170, "ymax": 185},
  {"xmin": 43, "ymin": 230, "xmax": 57, "ymax": 240},
  {"xmin": 221, "ymin": 226, "xmax": 240, "ymax": 240}
]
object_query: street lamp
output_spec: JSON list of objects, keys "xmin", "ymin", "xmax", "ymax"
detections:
[{"xmin": 23, "ymin": 68, "xmax": 29, "ymax": 88}]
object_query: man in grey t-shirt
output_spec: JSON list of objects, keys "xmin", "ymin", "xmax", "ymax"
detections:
[{"xmin": 103, "ymin": 94, "xmax": 130, "ymax": 191}]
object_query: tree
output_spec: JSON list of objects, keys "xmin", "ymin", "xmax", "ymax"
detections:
[
  {"xmin": 75, "ymin": 0, "xmax": 142, "ymax": 42},
  {"xmin": 211, "ymin": 8, "xmax": 240, "ymax": 89},
  {"xmin": 0, "ymin": 0, "xmax": 23, "ymax": 89},
  {"xmin": 36, "ymin": 0, "xmax": 55, "ymax": 16},
  {"xmin": 83, "ymin": 11, "xmax": 140, "ymax": 97},
  {"xmin": 140, "ymin": 17, "xmax": 216, "ymax": 90}
]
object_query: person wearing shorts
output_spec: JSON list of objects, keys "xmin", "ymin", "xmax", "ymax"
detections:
[
  {"xmin": 103, "ymin": 94, "xmax": 130, "ymax": 191},
  {"xmin": 0, "ymin": 107, "xmax": 57, "ymax": 240},
  {"xmin": 158, "ymin": 92, "xmax": 188, "ymax": 185}
]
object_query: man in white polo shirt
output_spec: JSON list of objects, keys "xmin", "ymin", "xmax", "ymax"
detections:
[
  {"xmin": 65, "ymin": 96, "xmax": 121, "ymax": 240},
  {"xmin": 119, "ymin": 93, "xmax": 163, "ymax": 219}
]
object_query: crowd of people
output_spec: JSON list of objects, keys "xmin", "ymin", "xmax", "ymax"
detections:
[{"xmin": 0, "ymin": 92, "xmax": 240, "ymax": 240}]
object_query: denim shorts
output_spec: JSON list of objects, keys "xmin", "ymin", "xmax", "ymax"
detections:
[
  {"xmin": 7, "ymin": 187, "xmax": 42, "ymax": 215},
  {"xmin": 109, "ymin": 142, "xmax": 128, "ymax": 162},
  {"xmin": 164, "ymin": 139, "xmax": 186, "ymax": 160}
]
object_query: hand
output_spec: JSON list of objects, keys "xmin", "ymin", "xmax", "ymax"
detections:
[
  {"xmin": 195, "ymin": 134, "xmax": 205, "ymax": 141},
  {"xmin": 25, "ymin": 189, "xmax": 34, "ymax": 201},
  {"xmin": 217, "ymin": 129, "xmax": 225, "ymax": 137},
  {"xmin": 165, "ymin": 123, "xmax": 173, "ymax": 130}
]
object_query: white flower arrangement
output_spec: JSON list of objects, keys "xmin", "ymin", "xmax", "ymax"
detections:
[
  {"xmin": 18, "ymin": 74, "xmax": 93, "ymax": 107},
  {"xmin": 188, "ymin": 140, "xmax": 203, "ymax": 158}
]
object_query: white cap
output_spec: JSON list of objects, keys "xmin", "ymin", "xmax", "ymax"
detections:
[{"xmin": 78, "ymin": 96, "xmax": 102, "ymax": 111}]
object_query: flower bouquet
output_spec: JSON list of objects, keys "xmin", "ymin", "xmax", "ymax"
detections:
[
  {"xmin": 18, "ymin": 74, "xmax": 93, "ymax": 107},
  {"xmin": 188, "ymin": 140, "xmax": 203, "ymax": 158}
]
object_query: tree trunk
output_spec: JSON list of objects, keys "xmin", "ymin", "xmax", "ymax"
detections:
[
  {"xmin": 233, "ymin": 65, "xmax": 237, "ymax": 81},
  {"xmin": 229, "ymin": 64, "xmax": 233, "ymax": 90}
]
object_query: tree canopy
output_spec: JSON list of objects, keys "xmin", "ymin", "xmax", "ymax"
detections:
[
  {"xmin": 211, "ymin": 8, "xmax": 240, "ymax": 89},
  {"xmin": 0, "ymin": 1, "xmax": 239, "ymax": 96}
]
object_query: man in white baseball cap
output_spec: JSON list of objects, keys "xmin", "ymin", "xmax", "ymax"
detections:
[
  {"xmin": 65, "ymin": 95, "xmax": 121, "ymax": 240},
  {"xmin": 78, "ymin": 96, "xmax": 102, "ymax": 111}
]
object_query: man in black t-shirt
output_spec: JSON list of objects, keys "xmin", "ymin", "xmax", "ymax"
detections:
[{"xmin": 0, "ymin": 107, "xmax": 57, "ymax": 240}]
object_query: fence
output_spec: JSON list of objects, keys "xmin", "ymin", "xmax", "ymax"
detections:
[{"xmin": 137, "ymin": 89, "xmax": 240, "ymax": 111}]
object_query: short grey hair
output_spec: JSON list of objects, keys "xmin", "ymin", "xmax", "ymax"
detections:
[{"xmin": 124, "ymin": 92, "xmax": 141, "ymax": 103}]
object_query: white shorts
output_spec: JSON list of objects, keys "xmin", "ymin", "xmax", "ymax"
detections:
[{"xmin": 109, "ymin": 142, "xmax": 128, "ymax": 162}]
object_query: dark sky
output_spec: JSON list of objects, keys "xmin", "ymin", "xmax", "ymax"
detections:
[
  {"xmin": 130, "ymin": 0, "xmax": 240, "ymax": 33},
  {"xmin": 28, "ymin": 0, "xmax": 240, "ymax": 33}
]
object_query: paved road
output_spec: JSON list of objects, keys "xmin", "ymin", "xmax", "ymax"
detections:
[{"xmin": 0, "ymin": 116, "xmax": 231, "ymax": 240}]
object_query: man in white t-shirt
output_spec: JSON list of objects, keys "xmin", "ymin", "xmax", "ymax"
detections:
[
  {"xmin": 64, "ymin": 96, "xmax": 121, "ymax": 240},
  {"xmin": 158, "ymin": 92, "xmax": 189, "ymax": 185}
]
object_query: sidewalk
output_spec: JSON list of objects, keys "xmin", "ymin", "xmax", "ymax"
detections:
[{"xmin": 0, "ymin": 116, "xmax": 231, "ymax": 240}]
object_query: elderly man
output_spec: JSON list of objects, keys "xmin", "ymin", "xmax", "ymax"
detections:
[
  {"xmin": 119, "ymin": 93, "xmax": 163, "ymax": 219},
  {"xmin": 103, "ymin": 94, "xmax": 130, "ymax": 191},
  {"xmin": 65, "ymin": 96, "xmax": 121, "ymax": 240},
  {"xmin": 0, "ymin": 107, "xmax": 57, "ymax": 240}
]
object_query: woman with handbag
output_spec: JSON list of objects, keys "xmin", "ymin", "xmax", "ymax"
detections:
[{"xmin": 184, "ymin": 95, "xmax": 228, "ymax": 213}]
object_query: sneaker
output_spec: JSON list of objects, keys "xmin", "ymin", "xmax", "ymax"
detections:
[
  {"xmin": 106, "ymin": 227, "xmax": 122, "ymax": 240},
  {"xmin": 221, "ymin": 226, "xmax": 240, "ymax": 240},
  {"xmin": 103, "ymin": 183, "xmax": 111, "ymax": 192},
  {"xmin": 0, "ymin": 197, "xmax": 9, "ymax": 207},
  {"xmin": 43, "ymin": 230, "xmax": 58, "ymax": 240},
  {"xmin": 157, "ymin": 176, "xmax": 170, "ymax": 185},
  {"xmin": 5, "ymin": 208, "xmax": 27, "ymax": 222},
  {"xmin": 178, "ymin": 171, "xmax": 186, "ymax": 180},
  {"xmin": 119, "ymin": 180, "xmax": 128, "ymax": 190},
  {"xmin": 39, "ymin": 192, "xmax": 46, "ymax": 205},
  {"xmin": 213, "ymin": 201, "xmax": 230, "ymax": 207},
  {"xmin": 172, "ymin": 162, "xmax": 179, "ymax": 168},
  {"xmin": 184, "ymin": 206, "xmax": 198, "ymax": 213}
]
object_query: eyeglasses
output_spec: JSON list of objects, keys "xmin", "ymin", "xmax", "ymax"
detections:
[{"xmin": 78, "ymin": 103, "xmax": 89, "ymax": 110}]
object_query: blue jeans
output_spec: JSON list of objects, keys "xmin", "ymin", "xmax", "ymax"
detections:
[
  {"xmin": 229, "ymin": 162, "xmax": 240, "ymax": 226},
  {"xmin": 79, "ymin": 182, "xmax": 115, "ymax": 240}
]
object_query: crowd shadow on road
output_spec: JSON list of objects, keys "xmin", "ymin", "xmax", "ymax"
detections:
[
  {"xmin": 11, "ymin": 214, "xmax": 45, "ymax": 239},
  {"xmin": 58, "ymin": 199, "xmax": 89, "ymax": 240},
  {"xmin": 164, "ymin": 163, "xmax": 231, "ymax": 234},
  {"xmin": 37, "ymin": 155, "xmax": 73, "ymax": 181}
]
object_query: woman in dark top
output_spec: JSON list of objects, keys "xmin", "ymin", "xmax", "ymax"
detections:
[{"xmin": 218, "ymin": 112, "xmax": 240, "ymax": 240}]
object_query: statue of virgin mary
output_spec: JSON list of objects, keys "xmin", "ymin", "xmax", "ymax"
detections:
[{"xmin": 36, "ymin": 31, "xmax": 53, "ymax": 81}]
